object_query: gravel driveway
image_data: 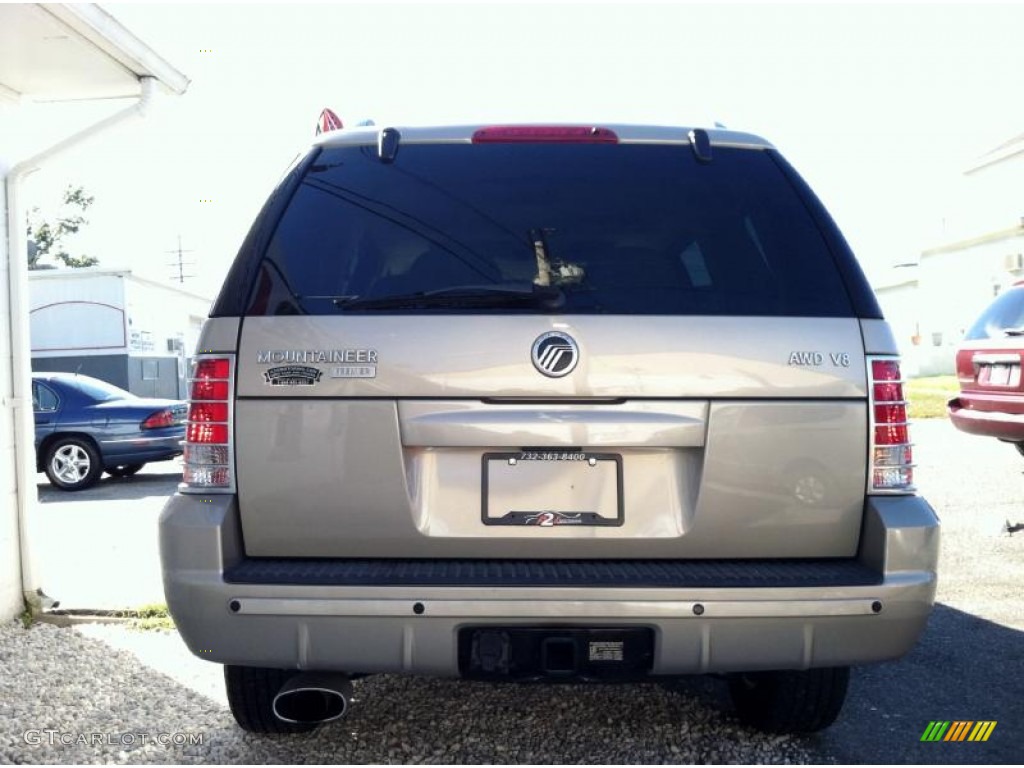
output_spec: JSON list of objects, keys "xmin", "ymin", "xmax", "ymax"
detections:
[
  {"xmin": 0, "ymin": 621, "xmax": 817, "ymax": 764},
  {"xmin": 2, "ymin": 420, "xmax": 1021, "ymax": 764}
]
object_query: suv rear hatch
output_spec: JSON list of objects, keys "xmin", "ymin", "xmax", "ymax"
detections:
[{"xmin": 218, "ymin": 127, "xmax": 877, "ymax": 560}]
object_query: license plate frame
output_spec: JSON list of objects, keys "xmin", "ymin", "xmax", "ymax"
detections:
[
  {"xmin": 481, "ymin": 451, "xmax": 624, "ymax": 527},
  {"xmin": 985, "ymin": 363, "xmax": 1017, "ymax": 386}
]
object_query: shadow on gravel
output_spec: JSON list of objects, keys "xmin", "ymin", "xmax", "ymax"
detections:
[{"xmin": 816, "ymin": 603, "xmax": 1023, "ymax": 764}]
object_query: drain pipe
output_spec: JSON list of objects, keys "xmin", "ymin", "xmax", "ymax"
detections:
[{"xmin": 4, "ymin": 76, "xmax": 159, "ymax": 609}]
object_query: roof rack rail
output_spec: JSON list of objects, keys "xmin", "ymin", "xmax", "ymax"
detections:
[
  {"xmin": 689, "ymin": 128, "xmax": 712, "ymax": 163},
  {"xmin": 378, "ymin": 127, "xmax": 401, "ymax": 164}
]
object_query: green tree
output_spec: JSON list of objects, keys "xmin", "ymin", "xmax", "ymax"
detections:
[{"xmin": 26, "ymin": 186, "xmax": 99, "ymax": 269}]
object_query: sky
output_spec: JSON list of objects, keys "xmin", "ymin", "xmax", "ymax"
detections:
[{"xmin": 17, "ymin": 2, "xmax": 1024, "ymax": 298}]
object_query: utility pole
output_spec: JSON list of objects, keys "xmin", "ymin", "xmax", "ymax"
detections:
[{"xmin": 167, "ymin": 235, "xmax": 195, "ymax": 284}]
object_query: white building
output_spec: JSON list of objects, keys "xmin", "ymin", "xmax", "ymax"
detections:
[
  {"xmin": 875, "ymin": 134, "xmax": 1024, "ymax": 377},
  {"xmin": 29, "ymin": 269, "xmax": 210, "ymax": 399},
  {"xmin": 1, "ymin": 4, "xmax": 187, "ymax": 621},
  {"xmin": 873, "ymin": 275, "xmax": 927, "ymax": 375}
]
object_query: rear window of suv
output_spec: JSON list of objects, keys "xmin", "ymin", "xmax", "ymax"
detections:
[{"xmin": 244, "ymin": 142, "xmax": 855, "ymax": 317}]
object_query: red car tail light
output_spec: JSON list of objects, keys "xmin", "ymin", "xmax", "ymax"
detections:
[
  {"xmin": 868, "ymin": 356, "xmax": 915, "ymax": 493},
  {"xmin": 187, "ymin": 422, "xmax": 229, "ymax": 444},
  {"xmin": 191, "ymin": 379, "xmax": 230, "ymax": 401},
  {"xmin": 182, "ymin": 355, "xmax": 234, "ymax": 492},
  {"xmin": 141, "ymin": 409, "xmax": 176, "ymax": 430},
  {"xmin": 194, "ymin": 358, "xmax": 231, "ymax": 379},
  {"xmin": 188, "ymin": 402, "xmax": 229, "ymax": 423}
]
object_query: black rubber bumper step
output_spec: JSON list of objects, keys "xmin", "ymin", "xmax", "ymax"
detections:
[{"xmin": 224, "ymin": 557, "xmax": 881, "ymax": 589}]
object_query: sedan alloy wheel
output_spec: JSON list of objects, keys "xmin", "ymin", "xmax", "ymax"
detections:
[{"xmin": 44, "ymin": 438, "xmax": 102, "ymax": 491}]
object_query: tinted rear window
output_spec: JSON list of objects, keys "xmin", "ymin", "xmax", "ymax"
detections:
[
  {"xmin": 69, "ymin": 375, "xmax": 130, "ymax": 402},
  {"xmin": 247, "ymin": 143, "xmax": 854, "ymax": 316},
  {"xmin": 965, "ymin": 288, "xmax": 1024, "ymax": 340}
]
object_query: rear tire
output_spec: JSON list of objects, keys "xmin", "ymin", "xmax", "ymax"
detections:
[
  {"xmin": 1015, "ymin": 442, "xmax": 1024, "ymax": 458},
  {"xmin": 728, "ymin": 666, "xmax": 850, "ymax": 734},
  {"xmin": 44, "ymin": 437, "xmax": 103, "ymax": 491},
  {"xmin": 224, "ymin": 666, "xmax": 318, "ymax": 734},
  {"xmin": 106, "ymin": 463, "xmax": 145, "ymax": 478}
]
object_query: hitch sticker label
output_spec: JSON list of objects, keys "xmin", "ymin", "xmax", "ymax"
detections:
[{"xmin": 588, "ymin": 641, "xmax": 625, "ymax": 662}]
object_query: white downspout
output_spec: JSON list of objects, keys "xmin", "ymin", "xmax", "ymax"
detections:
[{"xmin": 5, "ymin": 76, "xmax": 157, "ymax": 609}]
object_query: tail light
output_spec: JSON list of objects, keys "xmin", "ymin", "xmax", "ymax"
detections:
[
  {"xmin": 182, "ymin": 355, "xmax": 234, "ymax": 492},
  {"xmin": 472, "ymin": 125, "xmax": 619, "ymax": 143},
  {"xmin": 141, "ymin": 409, "xmax": 175, "ymax": 430},
  {"xmin": 868, "ymin": 356, "xmax": 915, "ymax": 493}
]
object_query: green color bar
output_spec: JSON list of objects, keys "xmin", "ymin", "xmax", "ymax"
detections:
[{"xmin": 921, "ymin": 721, "xmax": 950, "ymax": 742}]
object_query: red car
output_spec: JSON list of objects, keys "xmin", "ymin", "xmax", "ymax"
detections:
[{"xmin": 948, "ymin": 284, "xmax": 1024, "ymax": 454}]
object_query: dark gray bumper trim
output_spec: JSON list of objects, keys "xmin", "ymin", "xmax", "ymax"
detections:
[{"xmin": 224, "ymin": 557, "xmax": 882, "ymax": 589}]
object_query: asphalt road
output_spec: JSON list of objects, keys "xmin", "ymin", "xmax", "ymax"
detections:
[
  {"xmin": 815, "ymin": 419, "xmax": 1023, "ymax": 764},
  {"xmin": 33, "ymin": 459, "xmax": 180, "ymax": 609},
  {"xmin": 28, "ymin": 420, "xmax": 1024, "ymax": 763}
]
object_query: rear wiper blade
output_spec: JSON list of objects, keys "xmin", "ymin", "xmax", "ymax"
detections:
[
  {"xmin": 1004, "ymin": 327, "xmax": 1024, "ymax": 336},
  {"xmin": 333, "ymin": 284, "xmax": 564, "ymax": 311}
]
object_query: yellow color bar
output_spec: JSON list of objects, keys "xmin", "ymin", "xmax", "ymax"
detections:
[{"xmin": 968, "ymin": 721, "xmax": 997, "ymax": 742}]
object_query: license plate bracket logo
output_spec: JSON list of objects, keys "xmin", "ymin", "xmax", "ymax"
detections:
[{"xmin": 481, "ymin": 451, "xmax": 624, "ymax": 527}]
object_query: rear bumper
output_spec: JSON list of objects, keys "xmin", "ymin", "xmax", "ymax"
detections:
[
  {"xmin": 159, "ymin": 495, "xmax": 939, "ymax": 675},
  {"xmin": 948, "ymin": 395, "xmax": 1024, "ymax": 441},
  {"xmin": 100, "ymin": 432, "xmax": 184, "ymax": 465}
]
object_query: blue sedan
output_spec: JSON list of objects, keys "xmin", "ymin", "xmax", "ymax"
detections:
[{"xmin": 32, "ymin": 372, "xmax": 186, "ymax": 491}]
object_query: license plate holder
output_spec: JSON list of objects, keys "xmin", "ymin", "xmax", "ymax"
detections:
[
  {"xmin": 983, "ymin": 363, "xmax": 1019, "ymax": 386},
  {"xmin": 481, "ymin": 451, "xmax": 623, "ymax": 526}
]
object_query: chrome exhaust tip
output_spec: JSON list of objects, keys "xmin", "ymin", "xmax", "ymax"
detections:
[{"xmin": 272, "ymin": 672, "xmax": 352, "ymax": 725}]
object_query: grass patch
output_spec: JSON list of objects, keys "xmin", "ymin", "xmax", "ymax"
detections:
[
  {"xmin": 119, "ymin": 603, "xmax": 175, "ymax": 631},
  {"xmin": 131, "ymin": 602, "xmax": 171, "ymax": 619},
  {"xmin": 130, "ymin": 616, "xmax": 176, "ymax": 631},
  {"xmin": 40, "ymin": 603, "xmax": 176, "ymax": 630},
  {"xmin": 906, "ymin": 375, "xmax": 959, "ymax": 420}
]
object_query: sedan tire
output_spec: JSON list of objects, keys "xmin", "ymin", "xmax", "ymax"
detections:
[
  {"xmin": 106, "ymin": 463, "xmax": 146, "ymax": 478},
  {"xmin": 44, "ymin": 437, "xmax": 103, "ymax": 491}
]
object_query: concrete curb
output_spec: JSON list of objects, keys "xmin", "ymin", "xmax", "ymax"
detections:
[{"xmin": 36, "ymin": 613, "xmax": 136, "ymax": 627}]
